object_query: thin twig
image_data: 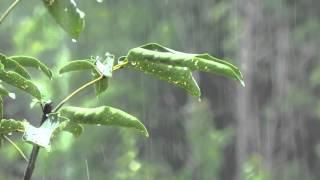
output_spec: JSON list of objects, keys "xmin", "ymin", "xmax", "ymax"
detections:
[
  {"xmin": 3, "ymin": 135, "xmax": 28, "ymax": 162},
  {"xmin": 0, "ymin": 0, "xmax": 21, "ymax": 25}
]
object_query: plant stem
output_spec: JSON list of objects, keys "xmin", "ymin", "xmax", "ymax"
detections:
[
  {"xmin": 23, "ymin": 61, "xmax": 128, "ymax": 179},
  {"xmin": 53, "ymin": 75, "xmax": 104, "ymax": 112},
  {"xmin": 3, "ymin": 135, "xmax": 28, "ymax": 162},
  {"xmin": 23, "ymin": 102, "xmax": 52, "ymax": 180},
  {"xmin": 0, "ymin": 0, "xmax": 21, "ymax": 25}
]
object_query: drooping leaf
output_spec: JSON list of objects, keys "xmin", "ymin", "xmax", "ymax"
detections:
[
  {"xmin": 127, "ymin": 43, "xmax": 245, "ymax": 86},
  {"xmin": 9, "ymin": 56, "xmax": 53, "ymax": 79},
  {"xmin": 43, "ymin": 0, "xmax": 85, "ymax": 39},
  {"xmin": 92, "ymin": 70, "xmax": 108, "ymax": 96},
  {"xmin": 128, "ymin": 60, "xmax": 201, "ymax": 97},
  {"xmin": 59, "ymin": 59, "xmax": 95, "ymax": 74},
  {"xmin": 0, "ymin": 54, "xmax": 31, "ymax": 79},
  {"xmin": 0, "ymin": 66, "xmax": 42, "ymax": 100},
  {"xmin": 0, "ymin": 119, "xmax": 27, "ymax": 134},
  {"xmin": 0, "ymin": 84, "xmax": 15, "ymax": 99},
  {"xmin": 60, "ymin": 106, "xmax": 149, "ymax": 137}
]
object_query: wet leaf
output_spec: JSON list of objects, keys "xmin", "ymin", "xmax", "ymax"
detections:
[
  {"xmin": 128, "ymin": 60, "xmax": 200, "ymax": 97},
  {"xmin": 43, "ymin": 0, "xmax": 85, "ymax": 39},
  {"xmin": 59, "ymin": 60, "xmax": 95, "ymax": 74},
  {"xmin": 127, "ymin": 43, "xmax": 245, "ymax": 86},
  {"xmin": 0, "ymin": 54, "xmax": 31, "ymax": 79},
  {"xmin": 60, "ymin": 106, "xmax": 149, "ymax": 137},
  {"xmin": 0, "ymin": 119, "xmax": 27, "ymax": 134},
  {"xmin": 9, "ymin": 56, "xmax": 53, "ymax": 79},
  {"xmin": 0, "ymin": 66, "xmax": 42, "ymax": 100}
]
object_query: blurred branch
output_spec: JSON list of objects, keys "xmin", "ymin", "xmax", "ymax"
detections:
[{"xmin": 0, "ymin": 0, "xmax": 21, "ymax": 25}]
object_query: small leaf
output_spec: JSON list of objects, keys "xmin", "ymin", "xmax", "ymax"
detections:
[
  {"xmin": 9, "ymin": 56, "xmax": 53, "ymax": 79},
  {"xmin": 43, "ymin": 0, "xmax": 85, "ymax": 39},
  {"xmin": 128, "ymin": 60, "xmax": 200, "ymax": 97},
  {"xmin": 60, "ymin": 106, "xmax": 149, "ymax": 137},
  {"xmin": 0, "ymin": 67, "xmax": 42, "ymax": 100},
  {"xmin": 127, "ymin": 43, "xmax": 245, "ymax": 86},
  {"xmin": 0, "ymin": 54, "xmax": 31, "ymax": 79},
  {"xmin": 57, "ymin": 120, "xmax": 83, "ymax": 137},
  {"xmin": 0, "ymin": 119, "xmax": 27, "ymax": 134},
  {"xmin": 92, "ymin": 71, "xmax": 108, "ymax": 96},
  {"xmin": 59, "ymin": 60, "xmax": 95, "ymax": 74}
]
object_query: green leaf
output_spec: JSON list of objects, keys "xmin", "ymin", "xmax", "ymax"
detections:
[
  {"xmin": 127, "ymin": 43, "xmax": 245, "ymax": 86},
  {"xmin": 43, "ymin": 0, "xmax": 85, "ymax": 39},
  {"xmin": 0, "ymin": 54, "xmax": 31, "ymax": 79},
  {"xmin": 0, "ymin": 84, "xmax": 15, "ymax": 99},
  {"xmin": 9, "ymin": 56, "xmax": 53, "ymax": 79},
  {"xmin": 128, "ymin": 60, "xmax": 201, "ymax": 97},
  {"xmin": 92, "ymin": 71, "xmax": 109, "ymax": 96},
  {"xmin": 59, "ymin": 60, "xmax": 95, "ymax": 74},
  {"xmin": 0, "ymin": 119, "xmax": 27, "ymax": 134},
  {"xmin": 0, "ymin": 66, "xmax": 42, "ymax": 100},
  {"xmin": 57, "ymin": 121, "xmax": 83, "ymax": 137},
  {"xmin": 60, "ymin": 106, "xmax": 149, "ymax": 137}
]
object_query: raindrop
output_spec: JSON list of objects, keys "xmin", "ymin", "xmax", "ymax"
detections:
[
  {"xmin": 97, "ymin": 124, "xmax": 101, "ymax": 127},
  {"xmin": 71, "ymin": 39, "xmax": 77, "ymax": 43},
  {"xmin": 131, "ymin": 62, "xmax": 137, "ymax": 65},
  {"xmin": 64, "ymin": 8, "xmax": 68, "ymax": 12},
  {"xmin": 198, "ymin": 98, "xmax": 202, "ymax": 102},
  {"xmin": 96, "ymin": 0, "xmax": 103, "ymax": 3},
  {"xmin": 168, "ymin": 65, "xmax": 173, "ymax": 68},
  {"xmin": 8, "ymin": 132, "xmax": 12, "ymax": 136}
]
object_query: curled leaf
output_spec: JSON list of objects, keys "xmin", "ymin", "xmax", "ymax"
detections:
[
  {"xmin": 9, "ymin": 56, "xmax": 53, "ymax": 79},
  {"xmin": 127, "ymin": 43, "xmax": 245, "ymax": 86},
  {"xmin": 60, "ymin": 106, "xmax": 149, "ymax": 137}
]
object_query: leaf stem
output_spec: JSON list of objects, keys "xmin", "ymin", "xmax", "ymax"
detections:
[
  {"xmin": 53, "ymin": 60, "xmax": 129, "ymax": 113},
  {"xmin": 3, "ymin": 135, "xmax": 28, "ymax": 162},
  {"xmin": 0, "ymin": 0, "xmax": 21, "ymax": 25}
]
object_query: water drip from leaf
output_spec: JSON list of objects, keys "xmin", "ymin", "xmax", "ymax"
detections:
[{"xmin": 71, "ymin": 39, "xmax": 77, "ymax": 43}]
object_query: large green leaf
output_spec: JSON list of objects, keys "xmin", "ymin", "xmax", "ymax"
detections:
[
  {"xmin": 0, "ymin": 64, "xmax": 42, "ymax": 100},
  {"xmin": 0, "ymin": 119, "xmax": 27, "ymax": 134},
  {"xmin": 128, "ymin": 60, "xmax": 201, "ymax": 97},
  {"xmin": 43, "ymin": 0, "xmax": 85, "ymax": 39},
  {"xmin": 60, "ymin": 106, "xmax": 149, "ymax": 137},
  {"xmin": 9, "ymin": 56, "xmax": 53, "ymax": 79},
  {"xmin": 0, "ymin": 54, "xmax": 31, "ymax": 79},
  {"xmin": 59, "ymin": 59, "xmax": 95, "ymax": 74},
  {"xmin": 127, "ymin": 43, "xmax": 245, "ymax": 86}
]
